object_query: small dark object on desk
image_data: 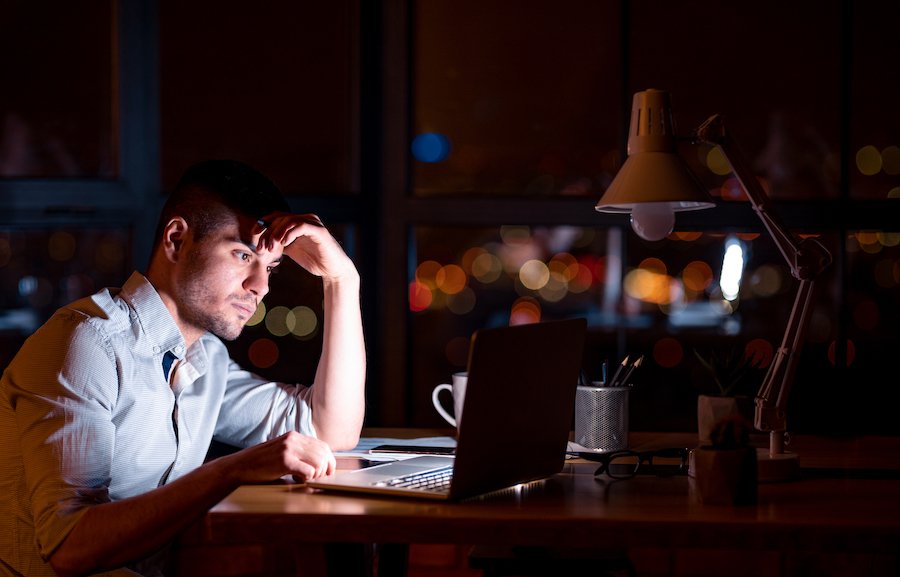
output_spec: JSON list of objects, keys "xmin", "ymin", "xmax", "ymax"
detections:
[{"xmin": 369, "ymin": 445, "xmax": 455, "ymax": 455}]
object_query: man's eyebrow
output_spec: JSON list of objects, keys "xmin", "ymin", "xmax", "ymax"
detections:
[
  {"xmin": 230, "ymin": 236, "xmax": 261, "ymax": 253},
  {"xmin": 231, "ymin": 236, "xmax": 283, "ymax": 263}
]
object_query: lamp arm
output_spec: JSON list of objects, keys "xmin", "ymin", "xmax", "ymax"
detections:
[{"xmin": 695, "ymin": 114, "xmax": 832, "ymax": 455}]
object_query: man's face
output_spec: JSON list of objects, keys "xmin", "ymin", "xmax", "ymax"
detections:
[{"xmin": 175, "ymin": 214, "xmax": 283, "ymax": 341}]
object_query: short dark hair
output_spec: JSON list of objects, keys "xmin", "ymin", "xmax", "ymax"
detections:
[{"xmin": 154, "ymin": 159, "xmax": 290, "ymax": 248}]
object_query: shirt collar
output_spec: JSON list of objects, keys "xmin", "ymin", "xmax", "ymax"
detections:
[{"xmin": 120, "ymin": 271, "xmax": 188, "ymax": 359}]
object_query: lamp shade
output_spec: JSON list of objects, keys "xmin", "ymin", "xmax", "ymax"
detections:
[{"xmin": 595, "ymin": 89, "xmax": 714, "ymax": 214}]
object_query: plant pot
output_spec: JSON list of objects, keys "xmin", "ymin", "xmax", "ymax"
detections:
[
  {"xmin": 693, "ymin": 445, "xmax": 758, "ymax": 505},
  {"xmin": 697, "ymin": 394, "xmax": 754, "ymax": 445}
]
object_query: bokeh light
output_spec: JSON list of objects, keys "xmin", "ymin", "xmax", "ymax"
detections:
[
  {"xmin": 436, "ymin": 264, "xmax": 467, "ymax": 294},
  {"xmin": 289, "ymin": 306, "xmax": 318, "ymax": 338},
  {"xmin": 416, "ymin": 260, "xmax": 442, "ymax": 288},
  {"xmin": 882, "ymin": 145, "xmax": 900, "ymax": 175},
  {"xmin": 639, "ymin": 257, "xmax": 667, "ymax": 275},
  {"xmin": 248, "ymin": 338, "xmax": 279, "ymax": 369},
  {"xmin": 499, "ymin": 225, "xmax": 531, "ymax": 245},
  {"xmin": 671, "ymin": 231, "xmax": 703, "ymax": 242},
  {"xmin": 706, "ymin": 146, "xmax": 732, "ymax": 176},
  {"xmin": 653, "ymin": 337, "xmax": 683, "ymax": 368},
  {"xmin": 567, "ymin": 261, "xmax": 593, "ymax": 294},
  {"xmin": 537, "ymin": 269, "xmax": 568, "ymax": 302},
  {"xmin": 719, "ymin": 237, "xmax": 745, "ymax": 302},
  {"xmin": 461, "ymin": 247, "xmax": 486, "ymax": 274},
  {"xmin": 519, "ymin": 259, "xmax": 550, "ymax": 290},
  {"xmin": 682, "ymin": 260, "xmax": 714, "ymax": 293},
  {"xmin": 828, "ymin": 339, "xmax": 856, "ymax": 367},
  {"xmin": 411, "ymin": 132, "xmax": 451, "ymax": 163},
  {"xmin": 856, "ymin": 231, "xmax": 882, "ymax": 255},
  {"xmin": 856, "ymin": 145, "xmax": 882, "ymax": 176},
  {"xmin": 20, "ymin": 276, "xmax": 53, "ymax": 308},
  {"xmin": 471, "ymin": 251, "xmax": 503, "ymax": 283},
  {"xmin": 745, "ymin": 338, "xmax": 774, "ymax": 369},
  {"xmin": 879, "ymin": 232, "xmax": 900, "ymax": 247},
  {"xmin": 48, "ymin": 231, "xmax": 76, "ymax": 262},
  {"xmin": 246, "ymin": 301, "xmax": 267, "ymax": 326},
  {"xmin": 510, "ymin": 297, "xmax": 541, "ymax": 325},
  {"xmin": 808, "ymin": 307, "xmax": 833, "ymax": 344},
  {"xmin": 264, "ymin": 305, "xmax": 293, "ymax": 337},
  {"xmin": 624, "ymin": 267, "xmax": 675, "ymax": 305},
  {"xmin": 60, "ymin": 274, "xmax": 94, "ymax": 303},
  {"xmin": 445, "ymin": 336, "xmax": 470, "ymax": 367},
  {"xmin": 409, "ymin": 280, "xmax": 432, "ymax": 312},
  {"xmin": 747, "ymin": 264, "xmax": 783, "ymax": 297},
  {"xmin": 95, "ymin": 238, "xmax": 125, "ymax": 273},
  {"xmin": 447, "ymin": 286, "xmax": 476, "ymax": 315},
  {"xmin": 719, "ymin": 177, "xmax": 746, "ymax": 201}
]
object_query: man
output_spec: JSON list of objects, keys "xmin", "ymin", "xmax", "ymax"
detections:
[{"xmin": 0, "ymin": 160, "xmax": 366, "ymax": 577}]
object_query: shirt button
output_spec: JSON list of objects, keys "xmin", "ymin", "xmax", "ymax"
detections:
[
  {"xmin": 175, "ymin": 345, "xmax": 185, "ymax": 354},
  {"xmin": 153, "ymin": 345, "xmax": 161, "ymax": 354}
]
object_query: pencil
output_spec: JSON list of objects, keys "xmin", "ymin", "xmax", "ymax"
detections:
[
  {"xmin": 620, "ymin": 355, "xmax": 643, "ymax": 387},
  {"xmin": 608, "ymin": 355, "xmax": 629, "ymax": 387}
]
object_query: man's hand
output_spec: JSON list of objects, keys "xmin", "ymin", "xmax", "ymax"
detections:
[
  {"xmin": 254, "ymin": 213, "xmax": 357, "ymax": 281},
  {"xmin": 224, "ymin": 431, "xmax": 337, "ymax": 483}
]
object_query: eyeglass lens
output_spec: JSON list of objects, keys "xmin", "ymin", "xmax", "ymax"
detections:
[{"xmin": 596, "ymin": 448, "xmax": 688, "ymax": 479}]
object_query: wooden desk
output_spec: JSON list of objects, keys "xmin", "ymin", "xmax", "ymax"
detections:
[{"xmin": 188, "ymin": 431, "xmax": 900, "ymax": 576}]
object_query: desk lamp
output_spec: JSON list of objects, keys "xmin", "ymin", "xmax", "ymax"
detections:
[{"xmin": 596, "ymin": 89, "xmax": 832, "ymax": 481}]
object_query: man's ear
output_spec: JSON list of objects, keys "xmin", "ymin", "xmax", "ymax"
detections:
[{"xmin": 162, "ymin": 217, "xmax": 189, "ymax": 262}]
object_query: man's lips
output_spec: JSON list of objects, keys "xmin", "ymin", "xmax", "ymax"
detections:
[{"xmin": 232, "ymin": 301, "xmax": 257, "ymax": 317}]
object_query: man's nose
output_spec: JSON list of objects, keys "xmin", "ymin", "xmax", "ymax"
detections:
[{"xmin": 244, "ymin": 264, "xmax": 270, "ymax": 298}]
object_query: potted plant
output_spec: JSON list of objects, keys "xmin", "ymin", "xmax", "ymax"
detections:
[
  {"xmin": 693, "ymin": 414, "xmax": 758, "ymax": 505},
  {"xmin": 694, "ymin": 347, "xmax": 763, "ymax": 445}
]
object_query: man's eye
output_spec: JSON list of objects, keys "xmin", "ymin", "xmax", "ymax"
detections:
[
  {"xmin": 236, "ymin": 251, "xmax": 252, "ymax": 262},
  {"xmin": 267, "ymin": 265, "xmax": 280, "ymax": 275}
]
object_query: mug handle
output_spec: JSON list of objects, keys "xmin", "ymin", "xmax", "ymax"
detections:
[{"xmin": 431, "ymin": 383, "xmax": 457, "ymax": 427}]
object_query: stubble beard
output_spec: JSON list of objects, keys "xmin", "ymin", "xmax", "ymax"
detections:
[{"xmin": 179, "ymin": 252, "xmax": 252, "ymax": 342}]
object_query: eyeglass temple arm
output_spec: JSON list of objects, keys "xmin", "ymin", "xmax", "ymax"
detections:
[{"xmin": 695, "ymin": 114, "xmax": 832, "ymax": 457}]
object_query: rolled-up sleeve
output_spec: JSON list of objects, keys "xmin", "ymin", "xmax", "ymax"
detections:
[
  {"xmin": 11, "ymin": 315, "xmax": 118, "ymax": 560},
  {"xmin": 213, "ymin": 356, "xmax": 316, "ymax": 448}
]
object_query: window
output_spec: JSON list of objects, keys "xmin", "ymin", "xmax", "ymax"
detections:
[
  {"xmin": 1, "ymin": 3, "xmax": 117, "ymax": 179},
  {"xmin": 398, "ymin": 0, "xmax": 900, "ymax": 434}
]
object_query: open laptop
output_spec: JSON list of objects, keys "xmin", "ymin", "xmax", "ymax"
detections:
[{"xmin": 307, "ymin": 317, "xmax": 587, "ymax": 500}]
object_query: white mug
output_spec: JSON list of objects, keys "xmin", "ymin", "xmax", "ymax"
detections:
[{"xmin": 431, "ymin": 372, "xmax": 468, "ymax": 428}]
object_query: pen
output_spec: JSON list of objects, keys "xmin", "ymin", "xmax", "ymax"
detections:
[{"xmin": 579, "ymin": 369, "xmax": 590, "ymax": 387}]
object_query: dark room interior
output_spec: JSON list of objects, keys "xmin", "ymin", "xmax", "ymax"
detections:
[{"xmin": 2, "ymin": 2, "xmax": 899, "ymax": 576}]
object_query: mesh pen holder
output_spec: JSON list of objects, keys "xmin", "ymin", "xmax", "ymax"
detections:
[{"xmin": 575, "ymin": 385, "xmax": 629, "ymax": 452}]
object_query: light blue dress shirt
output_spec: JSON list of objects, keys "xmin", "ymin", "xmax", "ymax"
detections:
[{"xmin": 0, "ymin": 272, "xmax": 316, "ymax": 576}]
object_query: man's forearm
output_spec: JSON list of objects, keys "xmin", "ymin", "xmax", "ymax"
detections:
[
  {"xmin": 49, "ymin": 456, "xmax": 241, "ymax": 577},
  {"xmin": 311, "ymin": 270, "xmax": 366, "ymax": 450}
]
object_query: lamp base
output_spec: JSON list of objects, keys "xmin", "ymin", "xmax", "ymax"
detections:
[{"xmin": 756, "ymin": 448, "xmax": 799, "ymax": 483}]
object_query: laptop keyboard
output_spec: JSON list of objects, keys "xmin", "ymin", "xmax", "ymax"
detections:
[{"xmin": 374, "ymin": 466, "xmax": 454, "ymax": 492}]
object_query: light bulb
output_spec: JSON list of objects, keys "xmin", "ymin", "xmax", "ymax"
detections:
[{"xmin": 630, "ymin": 203, "xmax": 675, "ymax": 241}]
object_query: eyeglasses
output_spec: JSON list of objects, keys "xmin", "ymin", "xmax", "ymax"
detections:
[{"xmin": 586, "ymin": 447, "xmax": 690, "ymax": 479}]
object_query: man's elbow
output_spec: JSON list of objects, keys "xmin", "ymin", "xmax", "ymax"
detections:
[
  {"xmin": 323, "ymin": 429, "xmax": 362, "ymax": 452},
  {"xmin": 50, "ymin": 547, "xmax": 94, "ymax": 577}
]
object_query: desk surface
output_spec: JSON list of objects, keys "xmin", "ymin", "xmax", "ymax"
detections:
[{"xmin": 201, "ymin": 430, "xmax": 900, "ymax": 554}]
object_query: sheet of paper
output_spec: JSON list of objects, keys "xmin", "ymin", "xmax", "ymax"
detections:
[{"xmin": 335, "ymin": 436, "xmax": 458, "ymax": 461}]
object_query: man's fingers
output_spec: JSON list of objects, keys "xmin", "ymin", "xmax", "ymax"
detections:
[{"xmin": 281, "ymin": 432, "xmax": 336, "ymax": 482}]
